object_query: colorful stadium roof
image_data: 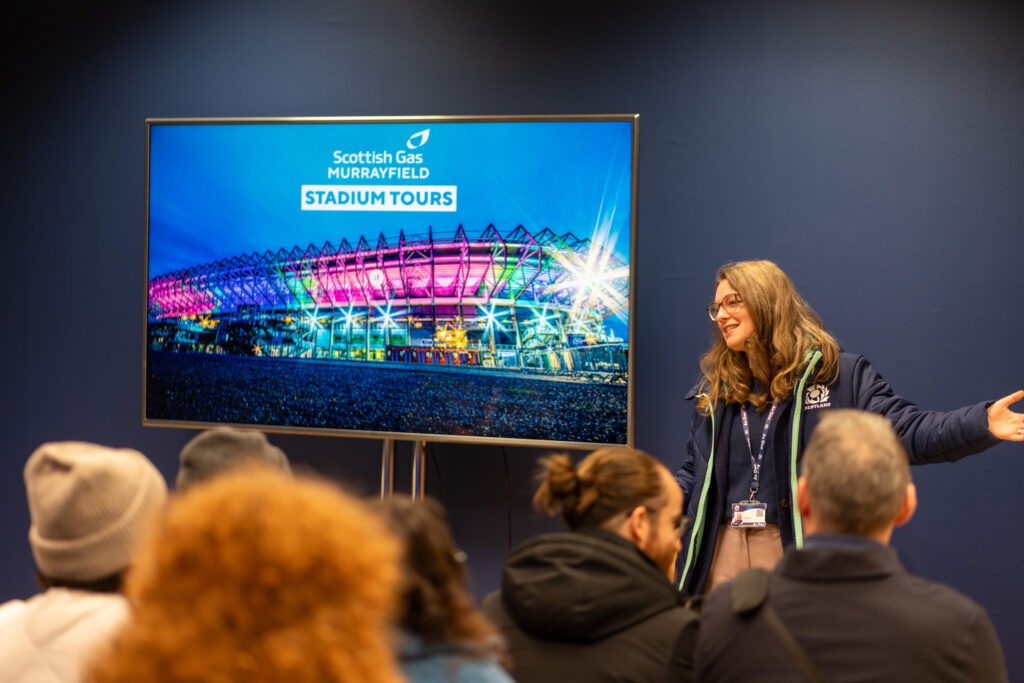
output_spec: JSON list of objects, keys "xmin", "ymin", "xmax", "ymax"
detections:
[{"xmin": 148, "ymin": 224, "xmax": 629, "ymax": 322}]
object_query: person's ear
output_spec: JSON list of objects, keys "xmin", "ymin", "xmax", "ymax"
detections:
[
  {"xmin": 893, "ymin": 482, "xmax": 917, "ymax": 528},
  {"xmin": 796, "ymin": 476, "xmax": 812, "ymax": 519},
  {"xmin": 626, "ymin": 505, "xmax": 650, "ymax": 543}
]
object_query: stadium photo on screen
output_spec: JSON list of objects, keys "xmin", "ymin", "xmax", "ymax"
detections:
[{"xmin": 145, "ymin": 116, "xmax": 636, "ymax": 447}]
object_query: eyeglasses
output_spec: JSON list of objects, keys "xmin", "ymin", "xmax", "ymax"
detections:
[
  {"xmin": 677, "ymin": 516, "xmax": 692, "ymax": 538},
  {"xmin": 706, "ymin": 293, "xmax": 743, "ymax": 320}
]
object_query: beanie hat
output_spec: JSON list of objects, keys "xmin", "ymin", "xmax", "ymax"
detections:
[
  {"xmin": 25, "ymin": 442, "xmax": 168, "ymax": 582},
  {"xmin": 176, "ymin": 427, "xmax": 291, "ymax": 490}
]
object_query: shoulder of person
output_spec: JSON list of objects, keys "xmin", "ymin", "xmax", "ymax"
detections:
[
  {"xmin": 479, "ymin": 590, "xmax": 507, "ymax": 625},
  {"xmin": 822, "ymin": 352, "xmax": 869, "ymax": 395},
  {"xmin": 831, "ymin": 351, "xmax": 865, "ymax": 375},
  {"xmin": 897, "ymin": 573, "xmax": 993, "ymax": 619},
  {"xmin": 0, "ymin": 597, "xmax": 29, "ymax": 629}
]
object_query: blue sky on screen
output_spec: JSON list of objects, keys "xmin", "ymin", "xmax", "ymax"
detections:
[{"xmin": 147, "ymin": 120, "xmax": 634, "ymax": 277}]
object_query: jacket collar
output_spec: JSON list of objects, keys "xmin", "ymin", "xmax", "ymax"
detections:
[{"xmin": 775, "ymin": 539, "xmax": 905, "ymax": 582}]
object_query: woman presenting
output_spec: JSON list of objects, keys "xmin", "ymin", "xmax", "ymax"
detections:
[{"xmin": 676, "ymin": 260, "xmax": 1024, "ymax": 595}]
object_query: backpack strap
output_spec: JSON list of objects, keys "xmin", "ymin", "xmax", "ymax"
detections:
[{"xmin": 731, "ymin": 569, "xmax": 828, "ymax": 683}]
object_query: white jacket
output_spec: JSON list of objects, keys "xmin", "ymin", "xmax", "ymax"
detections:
[{"xmin": 0, "ymin": 588, "xmax": 129, "ymax": 683}]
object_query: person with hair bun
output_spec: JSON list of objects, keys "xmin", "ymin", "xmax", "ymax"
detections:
[
  {"xmin": 482, "ymin": 447, "xmax": 698, "ymax": 683},
  {"xmin": 677, "ymin": 260, "xmax": 1024, "ymax": 596}
]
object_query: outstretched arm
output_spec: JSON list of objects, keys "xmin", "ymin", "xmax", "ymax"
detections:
[
  {"xmin": 850, "ymin": 355, "xmax": 999, "ymax": 464},
  {"xmin": 987, "ymin": 389, "xmax": 1024, "ymax": 441}
]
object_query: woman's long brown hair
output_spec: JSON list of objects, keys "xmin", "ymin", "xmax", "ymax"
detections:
[
  {"xmin": 696, "ymin": 260, "xmax": 839, "ymax": 414},
  {"xmin": 375, "ymin": 495, "xmax": 502, "ymax": 656}
]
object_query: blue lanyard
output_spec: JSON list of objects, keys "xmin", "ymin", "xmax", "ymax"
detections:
[{"xmin": 739, "ymin": 400, "xmax": 778, "ymax": 500}]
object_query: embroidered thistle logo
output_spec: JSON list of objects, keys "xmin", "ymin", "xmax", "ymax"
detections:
[
  {"xmin": 804, "ymin": 384, "xmax": 831, "ymax": 410},
  {"xmin": 406, "ymin": 129, "xmax": 430, "ymax": 150}
]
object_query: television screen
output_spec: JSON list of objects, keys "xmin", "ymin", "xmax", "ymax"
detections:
[{"xmin": 145, "ymin": 115, "xmax": 637, "ymax": 448}]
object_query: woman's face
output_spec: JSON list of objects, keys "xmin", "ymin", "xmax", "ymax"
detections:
[{"xmin": 714, "ymin": 279, "xmax": 755, "ymax": 352}]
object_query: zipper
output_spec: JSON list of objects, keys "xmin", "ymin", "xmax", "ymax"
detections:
[
  {"xmin": 679, "ymin": 349, "xmax": 823, "ymax": 589},
  {"xmin": 678, "ymin": 399, "xmax": 714, "ymax": 591},
  {"xmin": 789, "ymin": 349, "xmax": 822, "ymax": 549}
]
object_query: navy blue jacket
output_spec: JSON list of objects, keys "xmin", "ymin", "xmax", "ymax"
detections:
[{"xmin": 676, "ymin": 352, "xmax": 998, "ymax": 595}]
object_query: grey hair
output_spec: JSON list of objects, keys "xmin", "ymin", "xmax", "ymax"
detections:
[
  {"xmin": 176, "ymin": 427, "xmax": 291, "ymax": 490},
  {"xmin": 800, "ymin": 410, "xmax": 910, "ymax": 535}
]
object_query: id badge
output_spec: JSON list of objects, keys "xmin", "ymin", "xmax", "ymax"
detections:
[{"xmin": 730, "ymin": 500, "xmax": 767, "ymax": 528}]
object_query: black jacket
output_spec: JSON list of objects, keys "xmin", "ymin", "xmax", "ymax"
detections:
[
  {"xmin": 697, "ymin": 538, "xmax": 1008, "ymax": 682},
  {"xmin": 481, "ymin": 528, "xmax": 698, "ymax": 683}
]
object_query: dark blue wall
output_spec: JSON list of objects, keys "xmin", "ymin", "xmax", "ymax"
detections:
[{"xmin": 3, "ymin": 0, "xmax": 1023, "ymax": 676}]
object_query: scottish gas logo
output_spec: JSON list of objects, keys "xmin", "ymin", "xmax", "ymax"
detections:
[
  {"xmin": 406, "ymin": 129, "xmax": 430, "ymax": 149},
  {"xmin": 310, "ymin": 129, "xmax": 452, "ymax": 211},
  {"xmin": 328, "ymin": 129, "xmax": 431, "ymax": 179}
]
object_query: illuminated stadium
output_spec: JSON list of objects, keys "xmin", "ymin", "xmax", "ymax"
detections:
[{"xmin": 148, "ymin": 224, "xmax": 629, "ymax": 381}]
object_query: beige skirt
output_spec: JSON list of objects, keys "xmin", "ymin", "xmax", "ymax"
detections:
[{"xmin": 705, "ymin": 524, "xmax": 784, "ymax": 593}]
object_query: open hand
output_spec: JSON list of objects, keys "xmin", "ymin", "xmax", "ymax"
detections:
[{"xmin": 988, "ymin": 390, "xmax": 1024, "ymax": 441}]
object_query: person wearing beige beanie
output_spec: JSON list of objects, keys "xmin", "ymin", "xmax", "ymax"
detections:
[{"xmin": 0, "ymin": 441, "xmax": 168, "ymax": 683}]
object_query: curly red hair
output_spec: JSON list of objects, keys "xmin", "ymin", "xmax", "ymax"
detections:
[{"xmin": 86, "ymin": 465, "xmax": 402, "ymax": 683}]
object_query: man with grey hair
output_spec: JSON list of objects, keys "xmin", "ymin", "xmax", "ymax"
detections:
[
  {"xmin": 696, "ymin": 409, "xmax": 1007, "ymax": 682},
  {"xmin": 176, "ymin": 426, "xmax": 291, "ymax": 490}
]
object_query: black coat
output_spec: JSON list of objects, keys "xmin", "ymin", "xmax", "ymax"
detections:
[
  {"xmin": 696, "ymin": 538, "xmax": 1008, "ymax": 682},
  {"xmin": 481, "ymin": 528, "xmax": 699, "ymax": 683}
]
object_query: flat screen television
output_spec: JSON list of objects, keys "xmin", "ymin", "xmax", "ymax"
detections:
[{"xmin": 144, "ymin": 115, "xmax": 637, "ymax": 448}]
